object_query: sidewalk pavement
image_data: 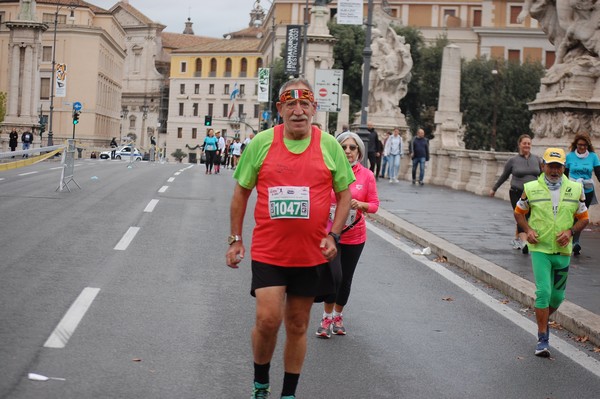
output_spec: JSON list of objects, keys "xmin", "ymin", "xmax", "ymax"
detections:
[{"xmin": 371, "ymin": 178, "xmax": 600, "ymax": 347}]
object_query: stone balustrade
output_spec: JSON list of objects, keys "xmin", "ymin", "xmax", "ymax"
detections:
[{"xmin": 398, "ymin": 148, "xmax": 600, "ymax": 223}]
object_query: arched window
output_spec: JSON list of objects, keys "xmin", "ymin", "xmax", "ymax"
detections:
[
  {"xmin": 129, "ymin": 115, "xmax": 136, "ymax": 129},
  {"xmin": 256, "ymin": 58, "xmax": 263, "ymax": 77},
  {"xmin": 225, "ymin": 58, "xmax": 232, "ymax": 77},
  {"xmin": 195, "ymin": 58, "xmax": 202, "ymax": 77},
  {"xmin": 240, "ymin": 58, "xmax": 248, "ymax": 77},
  {"xmin": 209, "ymin": 58, "xmax": 217, "ymax": 77}
]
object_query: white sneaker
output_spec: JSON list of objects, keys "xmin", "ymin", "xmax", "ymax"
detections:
[
  {"xmin": 389, "ymin": 179, "xmax": 393, "ymax": 183},
  {"xmin": 393, "ymin": 178, "xmax": 399, "ymax": 183},
  {"xmin": 511, "ymin": 239, "xmax": 523, "ymax": 250}
]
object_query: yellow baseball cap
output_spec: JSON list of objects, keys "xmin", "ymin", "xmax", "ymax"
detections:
[{"xmin": 543, "ymin": 147, "xmax": 566, "ymax": 165}]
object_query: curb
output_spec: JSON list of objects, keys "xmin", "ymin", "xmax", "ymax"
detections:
[{"xmin": 371, "ymin": 208, "xmax": 600, "ymax": 347}]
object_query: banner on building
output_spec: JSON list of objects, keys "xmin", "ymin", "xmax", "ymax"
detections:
[
  {"xmin": 258, "ymin": 68, "xmax": 270, "ymax": 103},
  {"xmin": 284, "ymin": 25, "xmax": 302, "ymax": 76},
  {"xmin": 337, "ymin": 0, "xmax": 363, "ymax": 25},
  {"xmin": 55, "ymin": 63, "xmax": 67, "ymax": 98}
]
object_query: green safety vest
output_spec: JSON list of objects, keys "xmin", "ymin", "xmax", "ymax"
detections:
[{"xmin": 523, "ymin": 174, "xmax": 582, "ymax": 255}]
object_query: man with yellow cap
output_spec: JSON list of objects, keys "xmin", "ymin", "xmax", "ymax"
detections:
[{"xmin": 514, "ymin": 147, "xmax": 589, "ymax": 357}]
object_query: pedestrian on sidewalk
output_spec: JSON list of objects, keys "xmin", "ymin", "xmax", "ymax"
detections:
[
  {"xmin": 514, "ymin": 147, "xmax": 589, "ymax": 358},
  {"xmin": 379, "ymin": 131, "xmax": 392, "ymax": 179},
  {"xmin": 202, "ymin": 128, "xmax": 218, "ymax": 174},
  {"xmin": 226, "ymin": 78, "xmax": 354, "ymax": 399},
  {"xmin": 315, "ymin": 131, "xmax": 379, "ymax": 338},
  {"xmin": 384, "ymin": 128, "xmax": 403, "ymax": 183},
  {"xmin": 565, "ymin": 132, "xmax": 600, "ymax": 256},
  {"xmin": 21, "ymin": 130, "xmax": 33, "ymax": 158},
  {"xmin": 490, "ymin": 134, "xmax": 542, "ymax": 254},
  {"xmin": 409, "ymin": 128, "xmax": 429, "ymax": 185},
  {"xmin": 214, "ymin": 130, "xmax": 225, "ymax": 174},
  {"xmin": 9, "ymin": 128, "xmax": 18, "ymax": 157},
  {"xmin": 366, "ymin": 122, "xmax": 380, "ymax": 175}
]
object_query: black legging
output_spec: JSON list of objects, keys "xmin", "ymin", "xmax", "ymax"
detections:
[
  {"xmin": 324, "ymin": 242, "xmax": 365, "ymax": 306},
  {"xmin": 205, "ymin": 150, "xmax": 217, "ymax": 172}
]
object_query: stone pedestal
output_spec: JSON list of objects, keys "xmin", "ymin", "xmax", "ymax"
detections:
[{"xmin": 528, "ymin": 55, "xmax": 600, "ymax": 153}]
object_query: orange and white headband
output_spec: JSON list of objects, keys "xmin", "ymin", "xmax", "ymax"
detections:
[{"xmin": 279, "ymin": 89, "xmax": 315, "ymax": 103}]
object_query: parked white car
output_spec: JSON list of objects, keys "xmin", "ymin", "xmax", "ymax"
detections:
[{"xmin": 100, "ymin": 145, "xmax": 142, "ymax": 161}]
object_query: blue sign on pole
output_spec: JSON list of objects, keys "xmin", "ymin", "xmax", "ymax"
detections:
[
  {"xmin": 262, "ymin": 111, "xmax": 271, "ymax": 121},
  {"xmin": 73, "ymin": 101, "xmax": 82, "ymax": 111}
]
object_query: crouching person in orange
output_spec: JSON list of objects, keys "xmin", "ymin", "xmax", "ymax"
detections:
[{"xmin": 514, "ymin": 148, "xmax": 589, "ymax": 357}]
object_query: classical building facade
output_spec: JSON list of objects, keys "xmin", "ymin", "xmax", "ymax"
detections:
[
  {"xmin": 0, "ymin": 0, "xmax": 126, "ymax": 149},
  {"xmin": 166, "ymin": 27, "xmax": 264, "ymax": 163}
]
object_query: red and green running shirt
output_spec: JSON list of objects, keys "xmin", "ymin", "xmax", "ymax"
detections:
[{"xmin": 233, "ymin": 125, "xmax": 355, "ymax": 267}]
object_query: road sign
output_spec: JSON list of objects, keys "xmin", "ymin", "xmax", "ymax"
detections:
[
  {"xmin": 262, "ymin": 111, "xmax": 271, "ymax": 121},
  {"xmin": 314, "ymin": 69, "xmax": 343, "ymax": 113},
  {"xmin": 73, "ymin": 101, "xmax": 82, "ymax": 111}
]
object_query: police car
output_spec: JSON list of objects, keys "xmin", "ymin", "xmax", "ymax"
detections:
[{"xmin": 99, "ymin": 145, "xmax": 142, "ymax": 161}]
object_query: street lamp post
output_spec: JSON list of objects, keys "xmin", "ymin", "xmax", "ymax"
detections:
[
  {"xmin": 356, "ymin": 0, "xmax": 375, "ymax": 167},
  {"xmin": 47, "ymin": 1, "xmax": 76, "ymax": 147},
  {"xmin": 491, "ymin": 68, "xmax": 499, "ymax": 151},
  {"xmin": 120, "ymin": 107, "xmax": 129, "ymax": 143}
]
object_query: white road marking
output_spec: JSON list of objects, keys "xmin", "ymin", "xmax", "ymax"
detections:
[
  {"xmin": 43, "ymin": 287, "xmax": 100, "ymax": 348},
  {"xmin": 144, "ymin": 199, "xmax": 159, "ymax": 213},
  {"xmin": 367, "ymin": 221, "xmax": 600, "ymax": 378},
  {"xmin": 0, "ymin": 178, "xmax": 4, "ymax": 181},
  {"xmin": 158, "ymin": 186, "xmax": 168, "ymax": 193},
  {"xmin": 18, "ymin": 171, "xmax": 38, "ymax": 176},
  {"xmin": 114, "ymin": 227, "xmax": 140, "ymax": 250},
  {"xmin": 174, "ymin": 172, "xmax": 181, "ymax": 176},
  {"xmin": 167, "ymin": 177, "xmax": 175, "ymax": 182},
  {"xmin": 49, "ymin": 167, "xmax": 63, "ymax": 170}
]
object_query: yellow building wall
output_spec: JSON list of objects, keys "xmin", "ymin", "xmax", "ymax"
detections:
[
  {"xmin": 170, "ymin": 55, "xmax": 262, "ymax": 79},
  {"xmin": 523, "ymin": 47, "xmax": 542, "ymax": 63},
  {"xmin": 490, "ymin": 46, "xmax": 505, "ymax": 59},
  {"xmin": 408, "ymin": 5, "xmax": 432, "ymax": 26}
]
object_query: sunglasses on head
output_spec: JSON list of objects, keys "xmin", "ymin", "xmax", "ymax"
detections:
[{"xmin": 341, "ymin": 144, "xmax": 358, "ymax": 151}]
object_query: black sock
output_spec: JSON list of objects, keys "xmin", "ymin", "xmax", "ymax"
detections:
[
  {"xmin": 254, "ymin": 362, "xmax": 270, "ymax": 385},
  {"xmin": 281, "ymin": 372, "xmax": 300, "ymax": 397}
]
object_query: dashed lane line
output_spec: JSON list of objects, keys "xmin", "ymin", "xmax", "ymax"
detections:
[
  {"xmin": 114, "ymin": 227, "xmax": 140, "ymax": 251},
  {"xmin": 367, "ymin": 221, "xmax": 600, "ymax": 378},
  {"xmin": 18, "ymin": 171, "xmax": 38, "ymax": 176},
  {"xmin": 144, "ymin": 199, "xmax": 159, "ymax": 213},
  {"xmin": 43, "ymin": 287, "xmax": 101, "ymax": 349},
  {"xmin": 158, "ymin": 186, "xmax": 168, "ymax": 193},
  {"xmin": 167, "ymin": 177, "xmax": 175, "ymax": 182}
]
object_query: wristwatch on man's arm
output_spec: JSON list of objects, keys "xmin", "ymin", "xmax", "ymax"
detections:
[{"xmin": 228, "ymin": 235, "xmax": 242, "ymax": 245}]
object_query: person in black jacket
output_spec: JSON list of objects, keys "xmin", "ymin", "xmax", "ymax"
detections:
[
  {"xmin": 21, "ymin": 130, "xmax": 33, "ymax": 158},
  {"xmin": 9, "ymin": 129, "xmax": 18, "ymax": 157},
  {"xmin": 367, "ymin": 123, "xmax": 380, "ymax": 174},
  {"xmin": 409, "ymin": 128, "xmax": 429, "ymax": 185}
]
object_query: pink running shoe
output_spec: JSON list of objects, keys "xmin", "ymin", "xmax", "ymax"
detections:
[
  {"xmin": 316, "ymin": 316, "xmax": 333, "ymax": 338},
  {"xmin": 332, "ymin": 315, "xmax": 346, "ymax": 335}
]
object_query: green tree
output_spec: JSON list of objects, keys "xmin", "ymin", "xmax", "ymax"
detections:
[
  {"xmin": 0, "ymin": 92, "xmax": 6, "ymax": 124},
  {"xmin": 328, "ymin": 22, "xmax": 365, "ymax": 119},
  {"xmin": 461, "ymin": 58, "xmax": 543, "ymax": 151},
  {"xmin": 395, "ymin": 26, "xmax": 425, "ymax": 134},
  {"xmin": 171, "ymin": 148, "xmax": 187, "ymax": 163}
]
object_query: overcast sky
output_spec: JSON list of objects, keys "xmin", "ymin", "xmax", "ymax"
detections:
[{"xmin": 87, "ymin": 0, "xmax": 264, "ymax": 38}]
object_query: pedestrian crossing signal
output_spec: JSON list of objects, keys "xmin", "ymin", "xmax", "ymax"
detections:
[{"xmin": 204, "ymin": 115, "xmax": 212, "ymax": 126}]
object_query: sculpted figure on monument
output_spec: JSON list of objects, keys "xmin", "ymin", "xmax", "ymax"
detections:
[
  {"xmin": 368, "ymin": 27, "xmax": 412, "ymax": 115},
  {"xmin": 518, "ymin": 0, "xmax": 600, "ymax": 65}
]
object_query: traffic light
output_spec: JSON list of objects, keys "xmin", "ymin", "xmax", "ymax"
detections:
[
  {"xmin": 39, "ymin": 115, "xmax": 47, "ymax": 135},
  {"xmin": 204, "ymin": 115, "xmax": 212, "ymax": 126},
  {"xmin": 73, "ymin": 110, "xmax": 81, "ymax": 125}
]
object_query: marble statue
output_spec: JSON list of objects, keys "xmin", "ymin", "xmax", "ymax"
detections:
[
  {"xmin": 518, "ymin": 0, "xmax": 600, "ymax": 66},
  {"xmin": 368, "ymin": 27, "xmax": 412, "ymax": 115}
]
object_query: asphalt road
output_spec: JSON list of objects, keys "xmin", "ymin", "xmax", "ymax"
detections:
[{"xmin": 1, "ymin": 159, "xmax": 600, "ymax": 398}]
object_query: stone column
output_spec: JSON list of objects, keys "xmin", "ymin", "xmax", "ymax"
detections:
[
  {"xmin": 431, "ymin": 44, "xmax": 464, "ymax": 150},
  {"xmin": 21, "ymin": 45, "xmax": 33, "ymax": 117},
  {"xmin": 8, "ymin": 44, "xmax": 21, "ymax": 117}
]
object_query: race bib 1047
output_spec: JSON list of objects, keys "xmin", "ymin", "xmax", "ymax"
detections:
[{"xmin": 268, "ymin": 186, "xmax": 310, "ymax": 219}]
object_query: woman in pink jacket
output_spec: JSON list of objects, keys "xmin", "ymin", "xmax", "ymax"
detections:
[{"xmin": 316, "ymin": 131, "xmax": 380, "ymax": 338}]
